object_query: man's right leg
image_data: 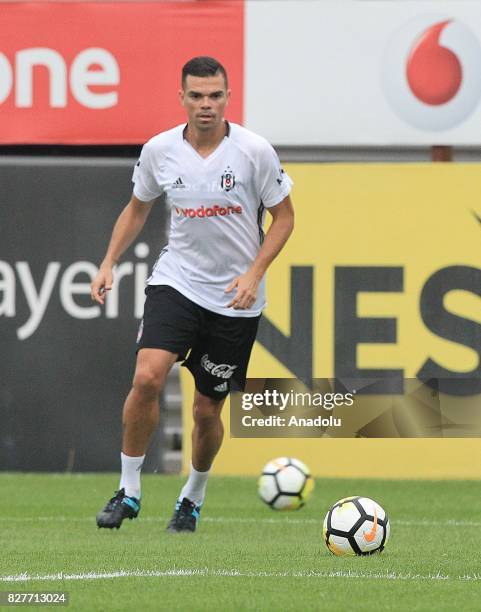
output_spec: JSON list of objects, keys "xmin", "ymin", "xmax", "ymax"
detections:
[
  {"xmin": 122, "ymin": 348, "xmax": 178, "ymax": 457},
  {"xmin": 97, "ymin": 348, "xmax": 177, "ymax": 529}
]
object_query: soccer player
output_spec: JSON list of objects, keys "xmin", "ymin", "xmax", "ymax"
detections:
[{"xmin": 91, "ymin": 56, "xmax": 294, "ymax": 532}]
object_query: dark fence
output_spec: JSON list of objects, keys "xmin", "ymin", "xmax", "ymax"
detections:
[{"xmin": 0, "ymin": 158, "xmax": 167, "ymax": 471}]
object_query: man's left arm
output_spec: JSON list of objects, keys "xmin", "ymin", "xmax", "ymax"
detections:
[{"xmin": 225, "ymin": 195, "xmax": 294, "ymax": 310}]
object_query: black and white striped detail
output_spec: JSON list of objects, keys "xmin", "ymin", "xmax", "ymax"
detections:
[
  {"xmin": 257, "ymin": 201, "xmax": 265, "ymax": 245},
  {"xmin": 146, "ymin": 247, "xmax": 168, "ymax": 284}
]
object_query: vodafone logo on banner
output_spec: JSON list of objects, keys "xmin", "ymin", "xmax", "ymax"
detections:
[
  {"xmin": 406, "ymin": 21, "xmax": 461, "ymax": 106},
  {"xmin": 0, "ymin": 2, "xmax": 243, "ymax": 144},
  {"xmin": 0, "ymin": 47, "xmax": 119, "ymax": 109},
  {"xmin": 382, "ymin": 15, "xmax": 481, "ymax": 130}
]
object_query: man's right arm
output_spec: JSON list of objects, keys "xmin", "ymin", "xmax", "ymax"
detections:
[{"xmin": 91, "ymin": 194, "xmax": 154, "ymax": 305}]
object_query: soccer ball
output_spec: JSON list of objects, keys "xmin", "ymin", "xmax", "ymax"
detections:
[
  {"xmin": 258, "ymin": 457, "xmax": 314, "ymax": 510},
  {"xmin": 323, "ymin": 496, "xmax": 390, "ymax": 556}
]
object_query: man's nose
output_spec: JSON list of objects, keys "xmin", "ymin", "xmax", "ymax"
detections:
[{"xmin": 201, "ymin": 97, "xmax": 212, "ymax": 108}]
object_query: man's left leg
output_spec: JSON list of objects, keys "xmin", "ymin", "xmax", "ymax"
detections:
[
  {"xmin": 166, "ymin": 310, "xmax": 260, "ymax": 533},
  {"xmin": 192, "ymin": 392, "xmax": 225, "ymax": 471},
  {"xmin": 166, "ymin": 391, "xmax": 225, "ymax": 533}
]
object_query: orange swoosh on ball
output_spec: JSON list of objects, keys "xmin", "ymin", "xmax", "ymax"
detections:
[{"xmin": 363, "ymin": 507, "xmax": 378, "ymax": 543}]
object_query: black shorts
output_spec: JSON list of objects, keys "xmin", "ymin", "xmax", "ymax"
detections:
[{"xmin": 136, "ymin": 285, "xmax": 261, "ymax": 400}]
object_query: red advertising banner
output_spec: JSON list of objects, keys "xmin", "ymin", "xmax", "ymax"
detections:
[{"xmin": 0, "ymin": 1, "xmax": 243, "ymax": 143}]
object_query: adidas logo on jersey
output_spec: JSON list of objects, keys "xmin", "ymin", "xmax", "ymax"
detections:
[
  {"xmin": 214, "ymin": 382, "xmax": 228, "ymax": 393},
  {"xmin": 172, "ymin": 177, "xmax": 186, "ymax": 189}
]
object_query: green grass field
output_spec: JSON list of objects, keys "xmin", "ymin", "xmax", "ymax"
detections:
[{"xmin": 1, "ymin": 474, "xmax": 481, "ymax": 611}]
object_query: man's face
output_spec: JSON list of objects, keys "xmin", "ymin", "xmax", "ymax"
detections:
[{"xmin": 180, "ymin": 73, "xmax": 230, "ymax": 131}]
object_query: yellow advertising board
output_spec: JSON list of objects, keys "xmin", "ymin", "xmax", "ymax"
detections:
[{"xmin": 181, "ymin": 164, "xmax": 481, "ymax": 478}]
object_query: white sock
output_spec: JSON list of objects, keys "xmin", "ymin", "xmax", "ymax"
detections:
[
  {"xmin": 119, "ymin": 452, "xmax": 145, "ymax": 499},
  {"xmin": 179, "ymin": 462, "xmax": 210, "ymax": 507}
]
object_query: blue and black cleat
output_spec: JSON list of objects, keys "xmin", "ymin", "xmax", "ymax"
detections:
[
  {"xmin": 96, "ymin": 488, "xmax": 140, "ymax": 529},
  {"xmin": 166, "ymin": 497, "xmax": 200, "ymax": 533}
]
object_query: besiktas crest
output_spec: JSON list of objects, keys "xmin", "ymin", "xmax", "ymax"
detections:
[{"xmin": 221, "ymin": 167, "xmax": 236, "ymax": 191}]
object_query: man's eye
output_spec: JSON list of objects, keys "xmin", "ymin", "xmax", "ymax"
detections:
[
  {"xmin": 190, "ymin": 93, "xmax": 201, "ymax": 99},
  {"xmin": 211, "ymin": 93, "xmax": 222, "ymax": 99}
]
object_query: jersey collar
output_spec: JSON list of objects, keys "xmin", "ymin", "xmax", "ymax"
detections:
[{"xmin": 182, "ymin": 120, "xmax": 230, "ymax": 140}]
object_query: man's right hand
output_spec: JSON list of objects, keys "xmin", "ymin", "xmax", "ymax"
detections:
[{"xmin": 91, "ymin": 265, "xmax": 114, "ymax": 305}]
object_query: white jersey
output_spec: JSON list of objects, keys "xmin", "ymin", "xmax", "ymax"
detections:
[{"xmin": 132, "ymin": 121, "xmax": 292, "ymax": 317}]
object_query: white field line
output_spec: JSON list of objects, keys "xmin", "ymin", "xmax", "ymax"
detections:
[
  {"xmin": 0, "ymin": 516, "xmax": 480, "ymax": 528},
  {"xmin": 3, "ymin": 568, "xmax": 480, "ymax": 583}
]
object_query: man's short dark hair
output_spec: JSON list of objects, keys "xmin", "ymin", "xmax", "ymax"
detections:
[{"xmin": 182, "ymin": 56, "xmax": 228, "ymax": 89}]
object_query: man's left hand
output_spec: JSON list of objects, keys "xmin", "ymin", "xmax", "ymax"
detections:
[{"xmin": 225, "ymin": 270, "xmax": 261, "ymax": 310}]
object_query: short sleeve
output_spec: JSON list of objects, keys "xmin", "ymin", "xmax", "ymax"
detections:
[
  {"xmin": 257, "ymin": 142, "xmax": 293, "ymax": 207},
  {"xmin": 132, "ymin": 142, "xmax": 164, "ymax": 202}
]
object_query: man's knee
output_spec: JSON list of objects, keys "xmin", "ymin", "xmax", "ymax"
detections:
[
  {"xmin": 132, "ymin": 349, "xmax": 176, "ymax": 400},
  {"xmin": 132, "ymin": 368, "xmax": 164, "ymax": 399},
  {"xmin": 193, "ymin": 393, "xmax": 224, "ymax": 425}
]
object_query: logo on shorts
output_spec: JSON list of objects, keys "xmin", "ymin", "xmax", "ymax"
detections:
[
  {"xmin": 214, "ymin": 382, "xmax": 228, "ymax": 393},
  {"xmin": 201, "ymin": 354, "xmax": 238, "ymax": 379},
  {"xmin": 221, "ymin": 167, "xmax": 236, "ymax": 192}
]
